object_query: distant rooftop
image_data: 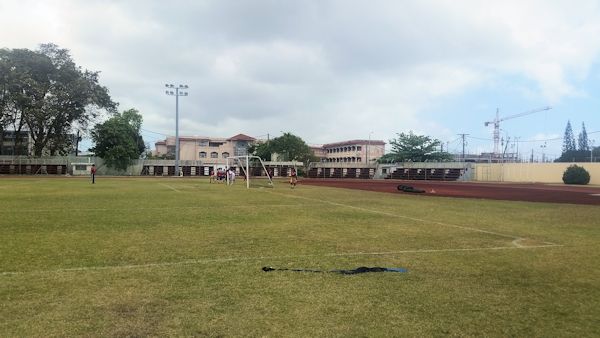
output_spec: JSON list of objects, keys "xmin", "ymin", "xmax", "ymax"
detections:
[{"xmin": 322, "ymin": 139, "xmax": 385, "ymax": 148}]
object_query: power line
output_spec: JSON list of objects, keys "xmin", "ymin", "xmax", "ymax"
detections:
[
  {"xmin": 466, "ymin": 135, "xmax": 492, "ymax": 141},
  {"xmin": 466, "ymin": 130, "xmax": 600, "ymax": 144},
  {"xmin": 141, "ymin": 128, "xmax": 169, "ymax": 137}
]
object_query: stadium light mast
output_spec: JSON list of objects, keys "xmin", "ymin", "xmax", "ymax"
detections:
[
  {"xmin": 540, "ymin": 142, "xmax": 547, "ymax": 163},
  {"xmin": 165, "ymin": 84, "xmax": 189, "ymax": 176}
]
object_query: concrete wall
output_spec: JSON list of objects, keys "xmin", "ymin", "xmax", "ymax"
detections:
[{"xmin": 473, "ymin": 162, "xmax": 600, "ymax": 185}]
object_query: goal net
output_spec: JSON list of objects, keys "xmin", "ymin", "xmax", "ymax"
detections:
[{"xmin": 225, "ymin": 155, "xmax": 273, "ymax": 188}]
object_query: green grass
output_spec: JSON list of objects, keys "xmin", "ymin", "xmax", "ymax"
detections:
[{"xmin": 1, "ymin": 177, "xmax": 599, "ymax": 337}]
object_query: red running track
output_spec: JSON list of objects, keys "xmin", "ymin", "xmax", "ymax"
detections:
[{"xmin": 301, "ymin": 179, "xmax": 600, "ymax": 206}]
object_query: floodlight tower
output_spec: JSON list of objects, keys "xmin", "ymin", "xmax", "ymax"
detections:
[{"xmin": 165, "ymin": 84, "xmax": 189, "ymax": 176}]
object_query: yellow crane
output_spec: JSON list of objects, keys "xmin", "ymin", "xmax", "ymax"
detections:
[{"xmin": 485, "ymin": 106, "xmax": 552, "ymax": 156}]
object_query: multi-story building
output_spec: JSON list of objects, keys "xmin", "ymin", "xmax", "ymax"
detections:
[
  {"xmin": 0, "ymin": 130, "xmax": 80, "ymax": 156},
  {"xmin": 0, "ymin": 130, "xmax": 31, "ymax": 155},
  {"xmin": 310, "ymin": 146, "xmax": 327, "ymax": 162},
  {"xmin": 320, "ymin": 139, "xmax": 385, "ymax": 163},
  {"xmin": 154, "ymin": 134, "xmax": 256, "ymax": 164},
  {"xmin": 154, "ymin": 135, "xmax": 385, "ymax": 165}
]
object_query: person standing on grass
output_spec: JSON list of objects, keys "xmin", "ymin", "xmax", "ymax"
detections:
[
  {"xmin": 228, "ymin": 168, "xmax": 236, "ymax": 185},
  {"xmin": 209, "ymin": 168, "xmax": 215, "ymax": 183},
  {"xmin": 268, "ymin": 168, "xmax": 274, "ymax": 180},
  {"xmin": 290, "ymin": 168, "xmax": 298, "ymax": 188},
  {"xmin": 90, "ymin": 164, "xmax": 97, "ymax": 184}
]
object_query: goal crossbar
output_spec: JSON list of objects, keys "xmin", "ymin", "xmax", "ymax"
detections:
[{"xmin": 225, "ymin": 155, "xmax": 273, "ymax": 188}]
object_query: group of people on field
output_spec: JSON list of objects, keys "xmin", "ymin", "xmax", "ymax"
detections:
[
  {"xmin": 210, "ymin": 167, "xmax": 239, "ymax": 184},
  {"xmin": 91, "ymin": 165, "xmax": 298, "ymax": 188},
  {"xmin": 209, "ymin": 167, "xmax": 297, "ymax": 188}
]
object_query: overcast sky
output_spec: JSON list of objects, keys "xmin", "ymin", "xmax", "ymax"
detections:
[{"xmin": 2, "ymin": 0, "xmax": 600, "ymax": 160}]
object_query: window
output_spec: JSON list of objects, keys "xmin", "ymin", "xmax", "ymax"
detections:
[
  {"xmin": 210, "ymin": 152, "xmax": 218, "ymax": 158},
  {"xmin": 357, "ymin": 146, "xmax": 362, "ymax": 151},
  {"xmin": 209, "ymin": 142, "xmax": 224, "ymax": 147},
  {"xmin": 234, "ymin": 147, "xmax": 247, "ymax": 156},
  {"xmin": 198, "ymin": 140, "xmax": 209, "ymax": 147},
  {"xmin": 75, "ymin": 165, "xmax": 87, "ymax": 171},
  {"xmin": 222, "ymin": 152, "xmax": 230, "ymax": 158},
  {"xmin": 199, "ymin": 152, "xmax": 207, "ymax": 158}
]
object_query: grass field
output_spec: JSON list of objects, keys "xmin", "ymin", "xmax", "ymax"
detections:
[{"xmin": 1, "ymin": 177, "xmax": 599, "ymax": 337}]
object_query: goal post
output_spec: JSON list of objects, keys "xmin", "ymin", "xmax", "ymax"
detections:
[{"xmin": 225, "ymin": 155, "xmax": 273, "ymax": 188}]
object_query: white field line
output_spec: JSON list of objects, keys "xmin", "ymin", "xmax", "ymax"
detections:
[
  {"xmin": 159, "ymin": 183, "xmax": 181, "ymax": 192},
  {"xmin": 0, "ymin": 244, "xmax": 563, "ymax": 277},
  {"xmin": 266, "ymin": 191, "xmax": 559, "ymax": 247},
  {"xmin": 0, "ymin": 204, "xmax": 323, "ymax": 213}
]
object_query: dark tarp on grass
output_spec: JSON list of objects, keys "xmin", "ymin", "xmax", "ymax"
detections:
[{"xmin": 262, "ymin": 266, "xmax": 407, "ymax": 274}]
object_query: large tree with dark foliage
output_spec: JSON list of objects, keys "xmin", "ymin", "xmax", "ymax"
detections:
[
  {"xmin": 378, "ymin": 131, "xmax": 452, "ymax": 163},
  {"xmin": 248, "ymin": 132, "xmax": 315, "ymax": 163},
  {"xmin": 556, "ymin": 121, "xmax": 594, "ymax": 162},
  {"xmin": 0, "ymin": 44, "xmax": 116, "ymax": 156},
  {"xmin": 562, "ymin": 121, "xmax": 576, "ymax": 153},
  {"xmin": 89, "ymin": 108, "xmax": 145, "ymax": 170},
  {"xmin": 578, "ymin": 122, "xmax": 589, "ymax": 151}
]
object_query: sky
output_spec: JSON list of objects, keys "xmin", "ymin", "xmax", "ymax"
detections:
[{"xmin": 1, "ymin": 0, "xmax": 600, "ymax": 161}]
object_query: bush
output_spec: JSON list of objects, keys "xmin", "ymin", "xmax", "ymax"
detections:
[{"xmin": 562, "ymin": 165, "xmax": 590, "ymax": 185}]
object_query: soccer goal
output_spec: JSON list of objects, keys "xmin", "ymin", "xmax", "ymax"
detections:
[{"xmin": 225, "ymin": 155, "xmax": 273, "ymax": 189}]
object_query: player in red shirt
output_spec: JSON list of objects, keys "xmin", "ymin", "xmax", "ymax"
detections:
[{"xmin": 90, "ymin": 164, "xmax": 97, "ymax": 184}]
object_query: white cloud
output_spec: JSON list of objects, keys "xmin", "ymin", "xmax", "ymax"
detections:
[{"xmin": 1, "ymin": 0, "xmax": 600, "ymax": 149}]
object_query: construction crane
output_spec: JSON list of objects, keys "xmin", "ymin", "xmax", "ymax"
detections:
[{"xmin": 485, "ymin": 106, "xmax": 552, "ymax": 156}]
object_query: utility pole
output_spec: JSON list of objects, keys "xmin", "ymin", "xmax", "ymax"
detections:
[
  {"xmin": 501, "ymin": 136, "xmax": 510, "ymax": 163},
  {"xmin": 457, "ymin": 134, "xmax": 469, "ymax": 162},
  {"xmin": 530, "ymin": 149, "xmax": 534, "ymax": 163}
]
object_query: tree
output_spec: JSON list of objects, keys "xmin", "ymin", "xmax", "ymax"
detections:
[
  {"xmin": 578, "ymin": 122, "xmax": 589, "ymax": 151},
  {"xmin": 555, "ymin": 150, "xmax": 591, "ymax": 163},
  {"xmin": 0, "ymin": 53, "xmax": 10, "ymax": 130},
  {"xmin": 89, "ymin": 108, "xmax": 145, "ymax": 171},
  {"xmin": 0, "ymin": 44, "xmax": 116, "ymax": 156},
  {"xmin": 248, "ymin": 132, "xmax": 315, "ymax": 164},
  {"xmin": 0, "ymin": 48, "xmax": 30, "ymax": 153},
  {"xmin": 562, "ymin": 164, "xmax": 590, "ymax": 185},
  {"xmin": 562, "ymin": 121, "xmax": 576, "ymax": 153},
  {"xmin": 380, "ymin": 131, "xmax": 452, "ymax": 163}
]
